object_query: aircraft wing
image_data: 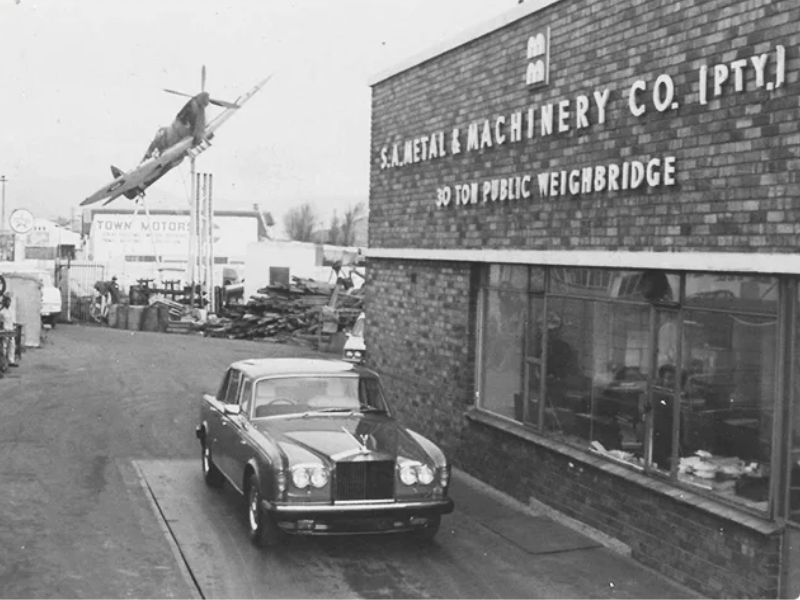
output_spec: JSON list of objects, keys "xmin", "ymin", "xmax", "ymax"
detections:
[
  {"xmin": 204, "ymin": 74, "xmax": 272, "ymax": 139},
  {"xmin": 80, "ymin": 138, "xmax": 193, "ymax": 206}
]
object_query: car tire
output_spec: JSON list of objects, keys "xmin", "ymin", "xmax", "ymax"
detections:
[
  {"xmin": 246, "ymin": 475, "xmax": 281, "ymax": 548},
  {"xmin": 411, "ymin": 515, "xmax": 441, "ymax": 543},
  {"xmin": 201, "ymin": 443, "xmax": 224, "ymax": 488}
]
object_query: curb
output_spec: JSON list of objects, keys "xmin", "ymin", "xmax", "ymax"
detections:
[{"xmin": 452, "ymin": 467, "xmax": 631, "ymax": 556}]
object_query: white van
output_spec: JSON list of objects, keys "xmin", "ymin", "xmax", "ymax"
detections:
[{"xmin": 0, "ymin": 265, "xmax": 63, "ymax": 326}]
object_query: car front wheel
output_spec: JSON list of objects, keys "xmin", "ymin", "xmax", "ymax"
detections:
[
  {"xmin": 246, "ymin": 475, "xmax": 281, "ymax": 547},
  {"xmin": 202, "ymin": 443, "xmax": 224, "ymax": 488}
]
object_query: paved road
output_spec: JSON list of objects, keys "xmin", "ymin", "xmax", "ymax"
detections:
[{"xmin": 0, "ymin": 325, "xmax": 693, "ymax": 598}]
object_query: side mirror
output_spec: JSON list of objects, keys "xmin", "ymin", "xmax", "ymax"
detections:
[{"xmin": 224, "ymin": 404, "xmax": 241, "ymax": 416}]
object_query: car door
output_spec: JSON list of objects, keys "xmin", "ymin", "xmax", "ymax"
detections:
[
  {"xmin": 204, "ymin": 368, "xmax": 232, "ymax": 457},
  {"xmin": 216, "ymin": 368, "xmax": 244, "ymax": 483},
  {"xmin": 225, "ymin": 377, "xmax": 255, "ymax": 490}
]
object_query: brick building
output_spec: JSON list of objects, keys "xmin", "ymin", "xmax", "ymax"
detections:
[{"xmin": 366, "ymin": 1, "xmax": 799, "ymax": 597}]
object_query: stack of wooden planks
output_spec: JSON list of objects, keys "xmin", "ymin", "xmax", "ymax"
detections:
[{"xmin": 202, "ymin": 277, "xmax": 364, "ymax": 345}]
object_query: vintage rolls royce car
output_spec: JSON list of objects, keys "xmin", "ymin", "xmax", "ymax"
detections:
[{"xmin": 195, "ymin": 358, "xmax": 453, "ymax": 546}]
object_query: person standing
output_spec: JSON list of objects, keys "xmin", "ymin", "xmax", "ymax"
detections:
[{"xmin": 0, "ymin": 294, "xmax": 17, "ymax": 367}]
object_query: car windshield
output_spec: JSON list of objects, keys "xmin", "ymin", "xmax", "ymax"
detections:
[
  {"xmin": 351, "ymin": 315, "xmax": 365, "ymax": 337},
  {"xmin": 251, "ymin": 375, "xmax": 388, "ymax": 419}
]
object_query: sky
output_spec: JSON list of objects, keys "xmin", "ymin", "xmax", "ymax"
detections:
[{"xmin": 0, "ymin": 0, "xmax": 519, "ymax": 231}]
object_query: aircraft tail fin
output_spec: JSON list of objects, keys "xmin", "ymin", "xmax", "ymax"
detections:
[{"xmin": 109, "ymin": 166, "xmax": 139, "ymax": 200}]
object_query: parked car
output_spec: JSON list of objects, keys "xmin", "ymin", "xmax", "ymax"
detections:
[
  {"xmin": 195, "ymin": 358, "xmax": 453, "ymax": 547},
  {"xmin": 40, "ymin": 280, "xmax": 62, "ymax": 326},
  {"xmin": 342, "ymin": 311, "xmax": 365, "ymax": 363}
]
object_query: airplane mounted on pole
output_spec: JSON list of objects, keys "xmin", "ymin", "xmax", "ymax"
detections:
[{"xmin": 81, "ymin": 71, "xmax": 271, "ymax": 207}]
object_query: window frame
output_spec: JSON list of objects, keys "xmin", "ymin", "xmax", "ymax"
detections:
[{"xmin": 475, "ymin": 264, "xmax": 787, "ymax": 519}]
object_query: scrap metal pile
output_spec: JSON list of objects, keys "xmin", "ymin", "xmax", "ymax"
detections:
[{"xmin": 202, "ymin": 276, "xmax": 364, "ymax": 345}]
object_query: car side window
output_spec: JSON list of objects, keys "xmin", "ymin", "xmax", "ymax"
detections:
[
  {"xmin": 217, "ymin": 369, "xmax": 232, "ymax": 401},
  {"xmin": 240, "ymin": 379, "xmax": 253, "ymax": 417},
  {"xmin": 224, "ymin": 370, "xmax": 242, "ymax": 405}
]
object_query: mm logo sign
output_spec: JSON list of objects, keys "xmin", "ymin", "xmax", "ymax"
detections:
[{"xmin": 525, "ymin": 27, "xmax": 550, "ymax": 87}]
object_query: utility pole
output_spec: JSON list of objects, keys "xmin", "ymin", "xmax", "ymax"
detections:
[{"xmin": 1, "ymin": 175, "xmax": 7, "ymax": 230}]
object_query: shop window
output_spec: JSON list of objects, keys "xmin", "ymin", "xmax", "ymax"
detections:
[
  {"xmin": 685, "ymin": 274, "xmax": 778, "ymax": 313},
  {"xmin": 550, "ymin": 267, "xmax": 679, "ymax": 304},
  {"xmin": 550, "ymin": 267, "xmax": 614, "ymax": 298},
  {"xmin": 543, "ymin": 297, "xmax": 651, "ymax": 459},
  {"xmin": 487, "ymin": 264, "xmax": 528, "ymax": 290},
  {"xmin": 791, "ymin": 292, "xmax": 800, "ymax": 523},
  {"xmin": 476, "ymin": 264, "xmax": 785, "ymax": 514},
  {"xmin": 479, "ymin": 287, "xmax": 526, "ymax": 420},
  {"xmin": 674, "ymin": 311, "xmax": 775, "ymax": 509}
]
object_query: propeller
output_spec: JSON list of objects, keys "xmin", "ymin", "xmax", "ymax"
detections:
[
  {"xmin": 163, "ymin": 88, "xmax": 239, "ymax": 108},
  {"xmin": 163, "ymin": 66, "xmax": 239, "ymax": 109}
]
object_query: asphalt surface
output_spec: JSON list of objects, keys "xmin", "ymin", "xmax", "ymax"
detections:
[{"xmin": 0, "ymin": 324, "xmax": 695, "ymax": 598}]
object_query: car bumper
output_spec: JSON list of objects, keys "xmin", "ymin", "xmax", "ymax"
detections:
[{"xmin": 263, "ymin": 498, "xmax": 454, "ymax": 535}]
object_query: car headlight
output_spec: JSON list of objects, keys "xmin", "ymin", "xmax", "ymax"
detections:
[
  {"xmin": 344, "ymin": 350, "xmax": 354, "ymax": 358},
  {"xmin": 399, "ymin": 463, "xmax": 418, "ymax": 485},
  {"xmin": 398, "ymin": 461, "xmax": 436, "ymax": 486},
  {"xmin": 290, "ymin": 464, "xmax": 329, "ymax": 489},
  {"xmin": 310, "ymin": 467, "xmax": 329, "ymax": 488},
  {"xmin": 417, "ymin": 464, "xmax": 434, "ymax": 485}
]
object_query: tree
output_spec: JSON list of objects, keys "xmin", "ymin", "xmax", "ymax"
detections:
[
  {"xmin": 283, "ymin": 203, "xmax": 318, "ymax": 242},
  {"xmin": 339, "ymin": 202, "xmax": 366, "ymax": 246},
  {"xmin": 327, "ymin": 211, "xmax": 342, "ymax": 245}
]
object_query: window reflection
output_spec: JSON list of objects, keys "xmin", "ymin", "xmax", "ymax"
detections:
[
  {"xmin": 792, "ymin": 292, "xmax": 800, "ymax": 522},
  {"xmin": 685, "ymin": 274, "xmax": 778, "ymax": 313},
  {"xmin": 540, "ymin": 300, "xmax": 587, "ymax": 437},
  {"xmin": 676, "ymin": 310, "xmax": 775, "ymax": 508},
  {"xmin": 488, "ymin": 264, "xmax": 528, "ymax": 290},
  {"xmin": 479, "ymin": 266, "xmax": 778, "ymax": 512},
  {"xmin": 481, "ymin": 288, "xmax": 525, "ymax": 419}
]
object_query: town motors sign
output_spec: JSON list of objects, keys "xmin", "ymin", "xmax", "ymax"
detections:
[{"xmin": 90, "ymin": 213, "xmax": 258, "ymax": 260}]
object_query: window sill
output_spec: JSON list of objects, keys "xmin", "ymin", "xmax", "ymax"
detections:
[{"xmin": 464, "ymin": 407, "xmax": 782, "ymax": 536}]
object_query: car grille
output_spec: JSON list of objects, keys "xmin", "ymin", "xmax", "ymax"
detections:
[{"xmin": 335, "ymin": 460, "xmax": 395, "ymax": 500}]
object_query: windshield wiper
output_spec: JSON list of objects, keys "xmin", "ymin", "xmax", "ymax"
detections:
[{"xmin": 359, "ymin": 406, "xmax": 386, "ymax": 414}]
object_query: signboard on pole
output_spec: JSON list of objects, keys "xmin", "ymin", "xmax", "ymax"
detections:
[{"xmin": 0, "ymin": 232, "xmax": 15, "ymax": 261}]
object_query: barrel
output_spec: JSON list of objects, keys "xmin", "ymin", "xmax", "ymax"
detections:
[{"xmin": 127, "ymin": 305, "xmax": 144, "ymax": 331}]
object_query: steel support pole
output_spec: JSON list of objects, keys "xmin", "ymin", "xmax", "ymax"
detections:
[
  {"xmin": 207, "ymin": 173, "xmax": 215, "ymax": 314},
  {"xmin": 1, "ymin": 175, "xmax": 7, "ymax": 231},
  {"xmin": 188, "ymin": 156, "xmax": 197, "ymax": 307}
]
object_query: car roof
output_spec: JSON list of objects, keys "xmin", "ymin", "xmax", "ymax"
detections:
[{"xmin": 229, "ymin": 357, "xmax": 378, "ymax": 380}]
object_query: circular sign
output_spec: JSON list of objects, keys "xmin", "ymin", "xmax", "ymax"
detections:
[{"xmin": 9, "ymin": 208, "xmax": 34, "ymax": 234}]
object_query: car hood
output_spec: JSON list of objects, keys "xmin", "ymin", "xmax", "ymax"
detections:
[
  {"xmin": 252, "ymin": 413, "xmax": 432, "ymax": 465},
  {"xmin": 343, "ymin": 335, "xmax": 366, "ymax": 352}
]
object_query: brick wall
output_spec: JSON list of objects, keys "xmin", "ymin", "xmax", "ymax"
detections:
[
  {"xmin": 369, "ymin": 0, "xmax": 799, "ymax": 253},
  {"xmin": 365, "ymin": 258, "xmax": 476, "ymax": 457},
  {"xmin": 460, "ymin": 418, "xmax": 781, "ymax": 598}
]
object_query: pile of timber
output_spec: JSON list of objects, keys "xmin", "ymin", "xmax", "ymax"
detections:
[{"xmin": 202, "ymin": 277, "xmax": 364, "ymax": 344}]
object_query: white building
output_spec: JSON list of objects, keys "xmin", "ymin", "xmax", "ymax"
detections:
[{"xmin": 84, "ymin": 207, "xmax": 265, "ymax": 288}]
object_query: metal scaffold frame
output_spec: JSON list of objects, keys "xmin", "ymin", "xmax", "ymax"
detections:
[{"xmin": 188, "ymin": 168, "xmax": 215, "ymax": 313}]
